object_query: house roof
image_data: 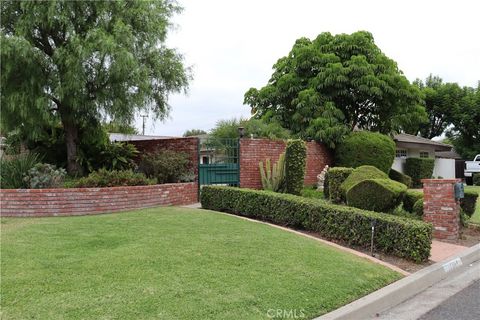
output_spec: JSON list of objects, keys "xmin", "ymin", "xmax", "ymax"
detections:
[
  {"xmin": 393, "ymin": 133, "xmax": 452, "ymax": 151},
  {"xmin": 435, "ymin": 150, "xmax": 462, "ymax": 159},
  {"xmin": 109, "ymin": 133, "xmax": 175, "ymax": 142}
]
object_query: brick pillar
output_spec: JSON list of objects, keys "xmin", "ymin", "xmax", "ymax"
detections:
[{"xmin": 422, "ymin": 179, "xmax": 461, "ymax": 241}]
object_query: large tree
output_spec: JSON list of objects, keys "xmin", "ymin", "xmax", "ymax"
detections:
[
  {"xmin": 1, "ymin": 0, "xmax": 190, "ymax": 174},
  {"xmin": 244, "ymin": 31, "xmax": 426, "ymax": 148}
]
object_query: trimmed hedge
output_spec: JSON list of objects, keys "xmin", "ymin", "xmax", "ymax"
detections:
[
  {"xmin": 284, "ymin": 139, "xmax": 307, "ymax": 195},
  {"xmin": 346, "ymin": 179, "xmax": 408, "ymax": 213},
  {"xmin": 341, "ymin": 165, "xmax": 388, "ymax": 195},
  {"xmin": 335, "ymin": 131, "xmax": 395, "ymax": 173},
  {"xmin": 201, "ymin": 186, "xmax": 432, "ymax": 262},
  {"xmin": 405, "ymin": 158, "xmax": 435, "ymax": 188},
  {"xmin": 404, "ymin": 190, "xmax": 424, "ymax": 213},
  {"xmin": 325, "ymin": 167, "xmax": 354, "ymax": 203},
  {"xmin": 461, "ymin": 190, "xmax": 478, "ymax": 217},
  {"xmin": 389, "ymin": 169, "xmax": 412, "ymax": 188},
  {"xmin": 413, "ymin": 199, "xmax": 424, "ymax": 216}
]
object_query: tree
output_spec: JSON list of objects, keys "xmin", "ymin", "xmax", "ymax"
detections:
[
  {"xmin": 183, "ymin": 129, "xmax": 207, "ymax": 137},
  {"xmin": 210, "ymin": 118, "xmax": 291, "ymax": 140},
  {"xmin": 244, "ymin": 31, "xmax": 426, "ymax": 148},
  {"xmin": 1, "ymin": 0, "xmax": 190, "ymax": 175},
  {"xmin": 103, "ymin": 121, "xmax": 138, "ymax": 135}
]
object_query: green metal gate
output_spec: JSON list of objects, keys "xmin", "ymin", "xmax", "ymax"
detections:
[{"xmin": 198, "ymin": 138, "xmax": 239, "ymax": 186}]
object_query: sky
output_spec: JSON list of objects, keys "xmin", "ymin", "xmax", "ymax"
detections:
[{"xmin": 135, "ymin": 0, "xmax": 480, "ymax": 137}]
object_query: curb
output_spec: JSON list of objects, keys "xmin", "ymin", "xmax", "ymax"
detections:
[{"xmin": 315, "ymin": 243, "xmax": 480, "ymax": 320}]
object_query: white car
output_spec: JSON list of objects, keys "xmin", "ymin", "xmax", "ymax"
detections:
[{"xmin": 465, "ymin": 154, "xmax": 480, "ymax": 184}]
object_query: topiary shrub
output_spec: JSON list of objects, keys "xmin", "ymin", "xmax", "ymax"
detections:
[
  {"xmin": 325, "ymin": 167, "xmax": 354, "ymax": 203},
  {"xmin": 460, "ymin": 190, "xmax": 478, "ymax": 217},
  {"xmin": 389, "ymin": 169, "xmax": 412, "ymax": 188},
  {"xmin": 403, "ymin": 190, "xmax": 424, "ymax": 213},
  {"xmin": 74, "ymin": 169, "xmax": 155, "ymax": 188},
  {"xmin": 335, "ymin": 131, "xmax": 395, "ymax": 173},
  {"xmin": 405, "ymin": 157, "xmax": 435, "ymax": 188},
  {"xmin": 413, "ymin": 198, "xmax": 424, "ymax": 217},
  {"xmin": 284, "ymin": 139, "xmax": 307, "ymax": 195},
  {"xmin": 341, "ymin": 165, "xmax": 388, "ymax": 196},
  {"xmin": 23, "ymin": 163, "xmax": 66, "ymax": 189},
  {"xmin": 346, "ymin": 178, "xmax": 408, "ymax": 213},
  {"xmin": 473, "ymin": 173, "xmax": 480, "ymax": 186},
  {"xmin": 139, "ymin": 150, "xmax": 193, "ymax": 184}
]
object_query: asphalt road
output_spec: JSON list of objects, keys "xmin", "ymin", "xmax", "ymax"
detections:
[{"xmin": 419, "ymin": 280, "xmax": 480, "ymax": 320}]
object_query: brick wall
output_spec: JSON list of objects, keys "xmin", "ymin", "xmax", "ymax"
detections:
[
  {"xmin": 422, "ymin": 179, "xmax": 461, "ymax": 240},
  {"xmin": 0, "ymin": 182, "xmax": 198, "ymax": 217},
  {"xmin": 239, "ymin": 138, "xmax": 332, "ymax": 189}
]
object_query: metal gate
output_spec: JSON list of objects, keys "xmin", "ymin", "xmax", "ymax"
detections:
[{"xmin": 198, "ymin": 138, "xmax": 239, "ymax": 186}]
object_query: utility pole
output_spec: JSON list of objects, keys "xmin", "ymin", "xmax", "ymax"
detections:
[{"xmin": 140, "ymin": 114, "xmax": 148, "ymax": 135}]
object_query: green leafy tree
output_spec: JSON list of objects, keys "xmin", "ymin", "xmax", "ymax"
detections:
[
  {"xmin": 211, "ymin": 118, "xmax": 291, "ymax": 140},
  {"xmin": 1, "ymin": 0, "xmax": 190, "ymax": 175},
  {"xmin": 103, "ymin": 121, "xmax": 139, "ymax": 135},
  {"xmin": 183, "ymin": 129, "xmax": 207, "ymax": 137},
  {"xmin": 244, "ymin": 31, "xmax": 425, "ymax": 148}
]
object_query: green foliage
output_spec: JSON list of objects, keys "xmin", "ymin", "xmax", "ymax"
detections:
[
  {"xmin": 461, "ymin": 190, "xmax": 478, "ymax": 217},
  {"xmin": 201, "ymin": 186, "xmax": 432, "ymax": 262},
  {"xmin": 183, "ymin": 129, "xmax": 207, "ymax": 137},
  {"xmin": 346, "ymin": 179, "xmax": 408, "ymax": 213},
  {"xmin": 301, "ymin": 186, "xmax": 325, "ymax": 200},
  {"xmin": 139, "ymin": 150, "xmax": 193, "ymax": 184},
  {"xmin": 259, "ymin": 153, "xmax": 285, "ymax": 192},
  {"xmin": 0, "ymin": 153, "xmax": 41, "ymax": 189},
  {"xmin": 210, "ymin": 117, "xmax": 291, "ymax": 139},
  {"xmin": 244, "ymin": 31, "xmax": 425, "ymax": 147},
  {"xmin": 473, "ymin": 173, "xmax": 480, "ymax": 186},
  {"xmin": 74, "ymin": 169, "xmax": 154, "ymax": 188},
  {"xmin": 98, "ymin": 142, "xmax": 139, "ymax": 171},
  {"xmin": 335, "ymin": 131, "xmax": 395, "ymax": 173},
  {"xmin": 23, "ymin": 163, "xmax": 66, "ymax": 189},
  {"xmin": 413, "ymin": 199, "xmax": 424, "ymax": 217},
  {"xmin": 341, "ymin": 165, "xmax": 388, "ymax": 195},
  {"xmin": 103, "ymin": 121, "xmax": 138, "ymax": 135},
  {"xmin": 403, "ymin": 190, "xmax": 424, "ymax": 213},
  {"xmin": 325, "ymin": 167, "xmax": 354, "ymax": 203},
  {"xmin": 284, "ymin": 139, "xmax": 307, "ymax": 195},
  {"xmin": 389, "ymin": 169, "xmax": 412, "ymax": 188},
  {"xmin": 405, "ymin": 158, "xmax": 435, "ymax": 188}
]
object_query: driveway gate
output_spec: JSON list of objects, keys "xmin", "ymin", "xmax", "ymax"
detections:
[{"xmin": 198, "ymin": 138, "xmax": 239, "ymax": 186}]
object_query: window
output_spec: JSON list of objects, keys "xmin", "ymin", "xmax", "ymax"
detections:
[
  {"xmin": 202, "ymin": 156, "xmax": 210, "ymax": 164},
  {"xmin": 420, "ymin": 151, "xmax": 429, "ymax": 158},
  {"xmin": 396, "ymin": 149, "xmax": 407, "ymax": 159}
]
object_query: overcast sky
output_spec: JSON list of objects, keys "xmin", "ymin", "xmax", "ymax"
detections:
[{"xmin": 135, "ymin": 0, "xmax": 480, "ymax": 136}]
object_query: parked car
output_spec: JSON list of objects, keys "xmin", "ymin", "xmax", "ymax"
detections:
[{"xmin": 465, "ymin": 154, "xmax": 480, "ymax": 184}]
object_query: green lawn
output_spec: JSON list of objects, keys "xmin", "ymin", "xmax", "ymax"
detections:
[
  {"xmin": 1, "ymin": 207, "xmax": 401, "ymax": 319},
  {"xmin": 466, "ymin": 186, "xmax": 480, "ymax": 224}
]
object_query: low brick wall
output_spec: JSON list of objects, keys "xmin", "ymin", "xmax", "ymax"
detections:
[{"xmin": 0, "ymin": 182, "xmax": 198, "ymax": 217}]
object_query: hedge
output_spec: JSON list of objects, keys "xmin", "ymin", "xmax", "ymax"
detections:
[
  {"xmin": 285, "ymin": 139, "xmax": 307, "ymax": 195},
  {"xmin": 201, "ymin": 186, "xmax": 432, "ymax": 262},
  {"xmin": 341, "ymin": 165, "xmax": 388, "ymax": 195},
  {"xmin": 413, "ymin": 198, "xmax": 424, "ymax": 217},
  {"xmin": 335, "ymin": 131, "xmax": 395, "ymax": 173},
  {"xmin": 346, "ymin": 179, "xmax": 408, "ymax": 213},
  {"xmin": 405, "ymin": 158, "xmax": 435, "ymax": 188},
  {"xmin": 461, "ymin": 190, "xmax": 478, "ymax": 217},
  {"xmin": 404, "ymin": 190, "xmax": 424, "ymax": 213},
  {"xmin": 389, "ymin": 169, "xmax": 412, "ymax": 188},
  {"xmin": 325, "ymin": 167, "xmax": 354, "ymax": 203}
]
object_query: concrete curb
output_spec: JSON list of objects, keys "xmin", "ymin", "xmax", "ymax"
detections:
[{"xmin": 316, "ymin": 243, "xmax": 480, "ymax": 320}]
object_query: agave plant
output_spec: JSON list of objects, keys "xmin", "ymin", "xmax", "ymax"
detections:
[{"xmin": 259, "ymin": 152, "xmax": 285, "ymax": 192}]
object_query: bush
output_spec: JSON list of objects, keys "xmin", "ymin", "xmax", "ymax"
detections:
[
  {"xmin": 23, "ymin": 163, "xmax": 66, "ymax": 189},
  {"xmin": 346, "ymin": 179, "xmax": 408, "ymax": 213},
  {"xmin": 405, "ymin": 158, "xmax": 435, "ymax": 188},
  {"xmin": 413, "ymin": 198, "xmax": 424, "ymax": 216},
  {"xmin": 74, "ymin": 169, "xmax": 155, "ymax": 188},
  {"xmin": 461, "ymin": 190, "xmax": 478, "ymax": 217},
  {"xmin": 99, "ymin": 142, "xmax": 139, "ymax": 171},
  {"xmin": 389, "ymin": 169, "xmax": 412, "ymax": 188},
  {"xmin": 325, "ymin": 167, "xmax": 354, "ymax": 203},
  {"xmin": 201, "ymin": 186, "xmax": 432, "ymax": 262},
  {"xmin": 335, "ymin": 131, "xmax": 395, "ymax": 173},
  {"xmin": 403, "ymin": 190, "xmax": 424, "ymax": 213},
  {"xmin": 284, "ymin": 139, "xmax": 307, "ymax": 195},
  {"xmin": 139, "ymin": 150, "xmax": 193, "ymax": 184},
  {"xmin": 341, "ymin": 165, "xmax": 388, "ymax": 195},
  {"xmin": 473, "ymin": 173, "xmax": 480, "ymax": 186},
  {"xmin": 259, "ymin": 152, "xmax": 285, "ymax": 192},
  {"xmin": 0, "ymin": 153, "xmax": 41, "ymax": 189}
]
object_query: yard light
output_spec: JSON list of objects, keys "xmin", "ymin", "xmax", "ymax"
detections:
[
  {"xmin": 370, "ymin": 220, "xmax": 376, "ymax": 257},
  {"xmin": 238, "ymin": 127, "xmax": 245, "ymax": 138}
]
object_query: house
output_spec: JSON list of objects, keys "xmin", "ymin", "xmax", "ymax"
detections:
[{"xmin": 392, "ymin": 133, "xmax": 456, "ymax": 178}]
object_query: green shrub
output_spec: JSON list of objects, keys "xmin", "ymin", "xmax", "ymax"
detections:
[
  {"xmin": 74, "ymin": 169, "xmax": 155, "ymax": 188},
  {"xmin": 201, "ymin": 186, "xmax": 432, "ymax": 262},
  {"xmin": 403, "ymin": 190, "xmax": 424, "ymax": 213},
  {"xmin": 405, "ymin": 158, "xmax": 435, "ymax": 188},
  {"xmin": 259, "ymin": 152, "xmax": 285, "ymax": 192},
  {"xmin": 341, "ymin": 165, "xmax": 388, "ymax": 195},
  {"xmin": 23, "ymin": 163, "xmax": 66, "ymax": 189},
  {"xmin": 0, "ymin": 153, "xmax": 41, "ymax": 189},
  {"xmin": 413, "ymin": 198, "xmax": 424, "ymax": 216},
  {"xmin": 284, "ymin": 139, "xmax": 307, "ymax": 195},
  {"xmin": 139, "ymin": 150, "xmax": 193, "ymax": 184},
  {"xmin": 460, "ymin": 190, "xmax": 478, "ymax": 217},
  {"xmin": 99, "ymin": 142, "xmax": 139, "ymax": 171},
  {"xmin": 323, "ymin": 170, "xmax": 330, "ymax": 199},
  {"xmin": 389, "ymin": 169, "xmax": 412, "ymax": 188},
  {"xmin": 325, "ymin": 167, "xmax": 354, "ymax": 203},
  {"xmin": 335, "ymin": 131, "xmax": 395, "ymax": 173},
  {"xmin": 473, "ymin": 173, "xmax": 480, "ymax": 186},
  {"xmin": 346, "ymin": 179, "xmax": 408, "ymax": 213}
]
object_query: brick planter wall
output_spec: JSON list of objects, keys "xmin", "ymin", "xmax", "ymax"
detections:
[
  {"xmin": 0, "ymin": 182, "xmax": 198, "ymax": 217},
  {"xmin": 422, "ymin": 179, "xmax": 461, "ymax": 240},
  {"xmin": 239, "ymin": 138, "xmax": 332, "ymax": 189}
]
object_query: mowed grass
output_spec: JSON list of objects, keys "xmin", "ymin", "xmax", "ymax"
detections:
[
  {"xmin": 466, "ymin": 186, "xmax": 480, "ymax": 224},
  {"xmin": 1, "ymin": 207, "xmax": 401, "ymax": 319}
]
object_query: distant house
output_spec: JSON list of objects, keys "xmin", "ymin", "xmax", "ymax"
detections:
[{"xmin": 392, "ymin": 133, "xmax": 457, "ymax": 178}]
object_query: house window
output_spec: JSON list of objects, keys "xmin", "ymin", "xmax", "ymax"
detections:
[
  {"xmin": 396, "ymin": 149, "xmax": 407, "ymax": 159},
  {"xmin": 420, "ymin": 151, "xmax": 429, "ymax": 158}
]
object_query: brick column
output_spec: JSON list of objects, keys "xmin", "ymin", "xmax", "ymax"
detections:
[{"xmin": 422, "ymin": 179, "xmax": 461, "ymax": 241}]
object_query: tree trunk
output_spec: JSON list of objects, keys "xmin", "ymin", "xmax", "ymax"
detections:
[{"xmin": 63, "ymin": 120, "xmax": 83, "ymax": 176}]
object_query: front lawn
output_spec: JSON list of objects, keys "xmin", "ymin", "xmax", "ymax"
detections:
[
  {"xmin": 466, "ymin": 186, "xmax": 480, "ymax": 224},
  {"xmin": 1, "ymin": 207, "xmax": 400, "ymax": 319}
]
